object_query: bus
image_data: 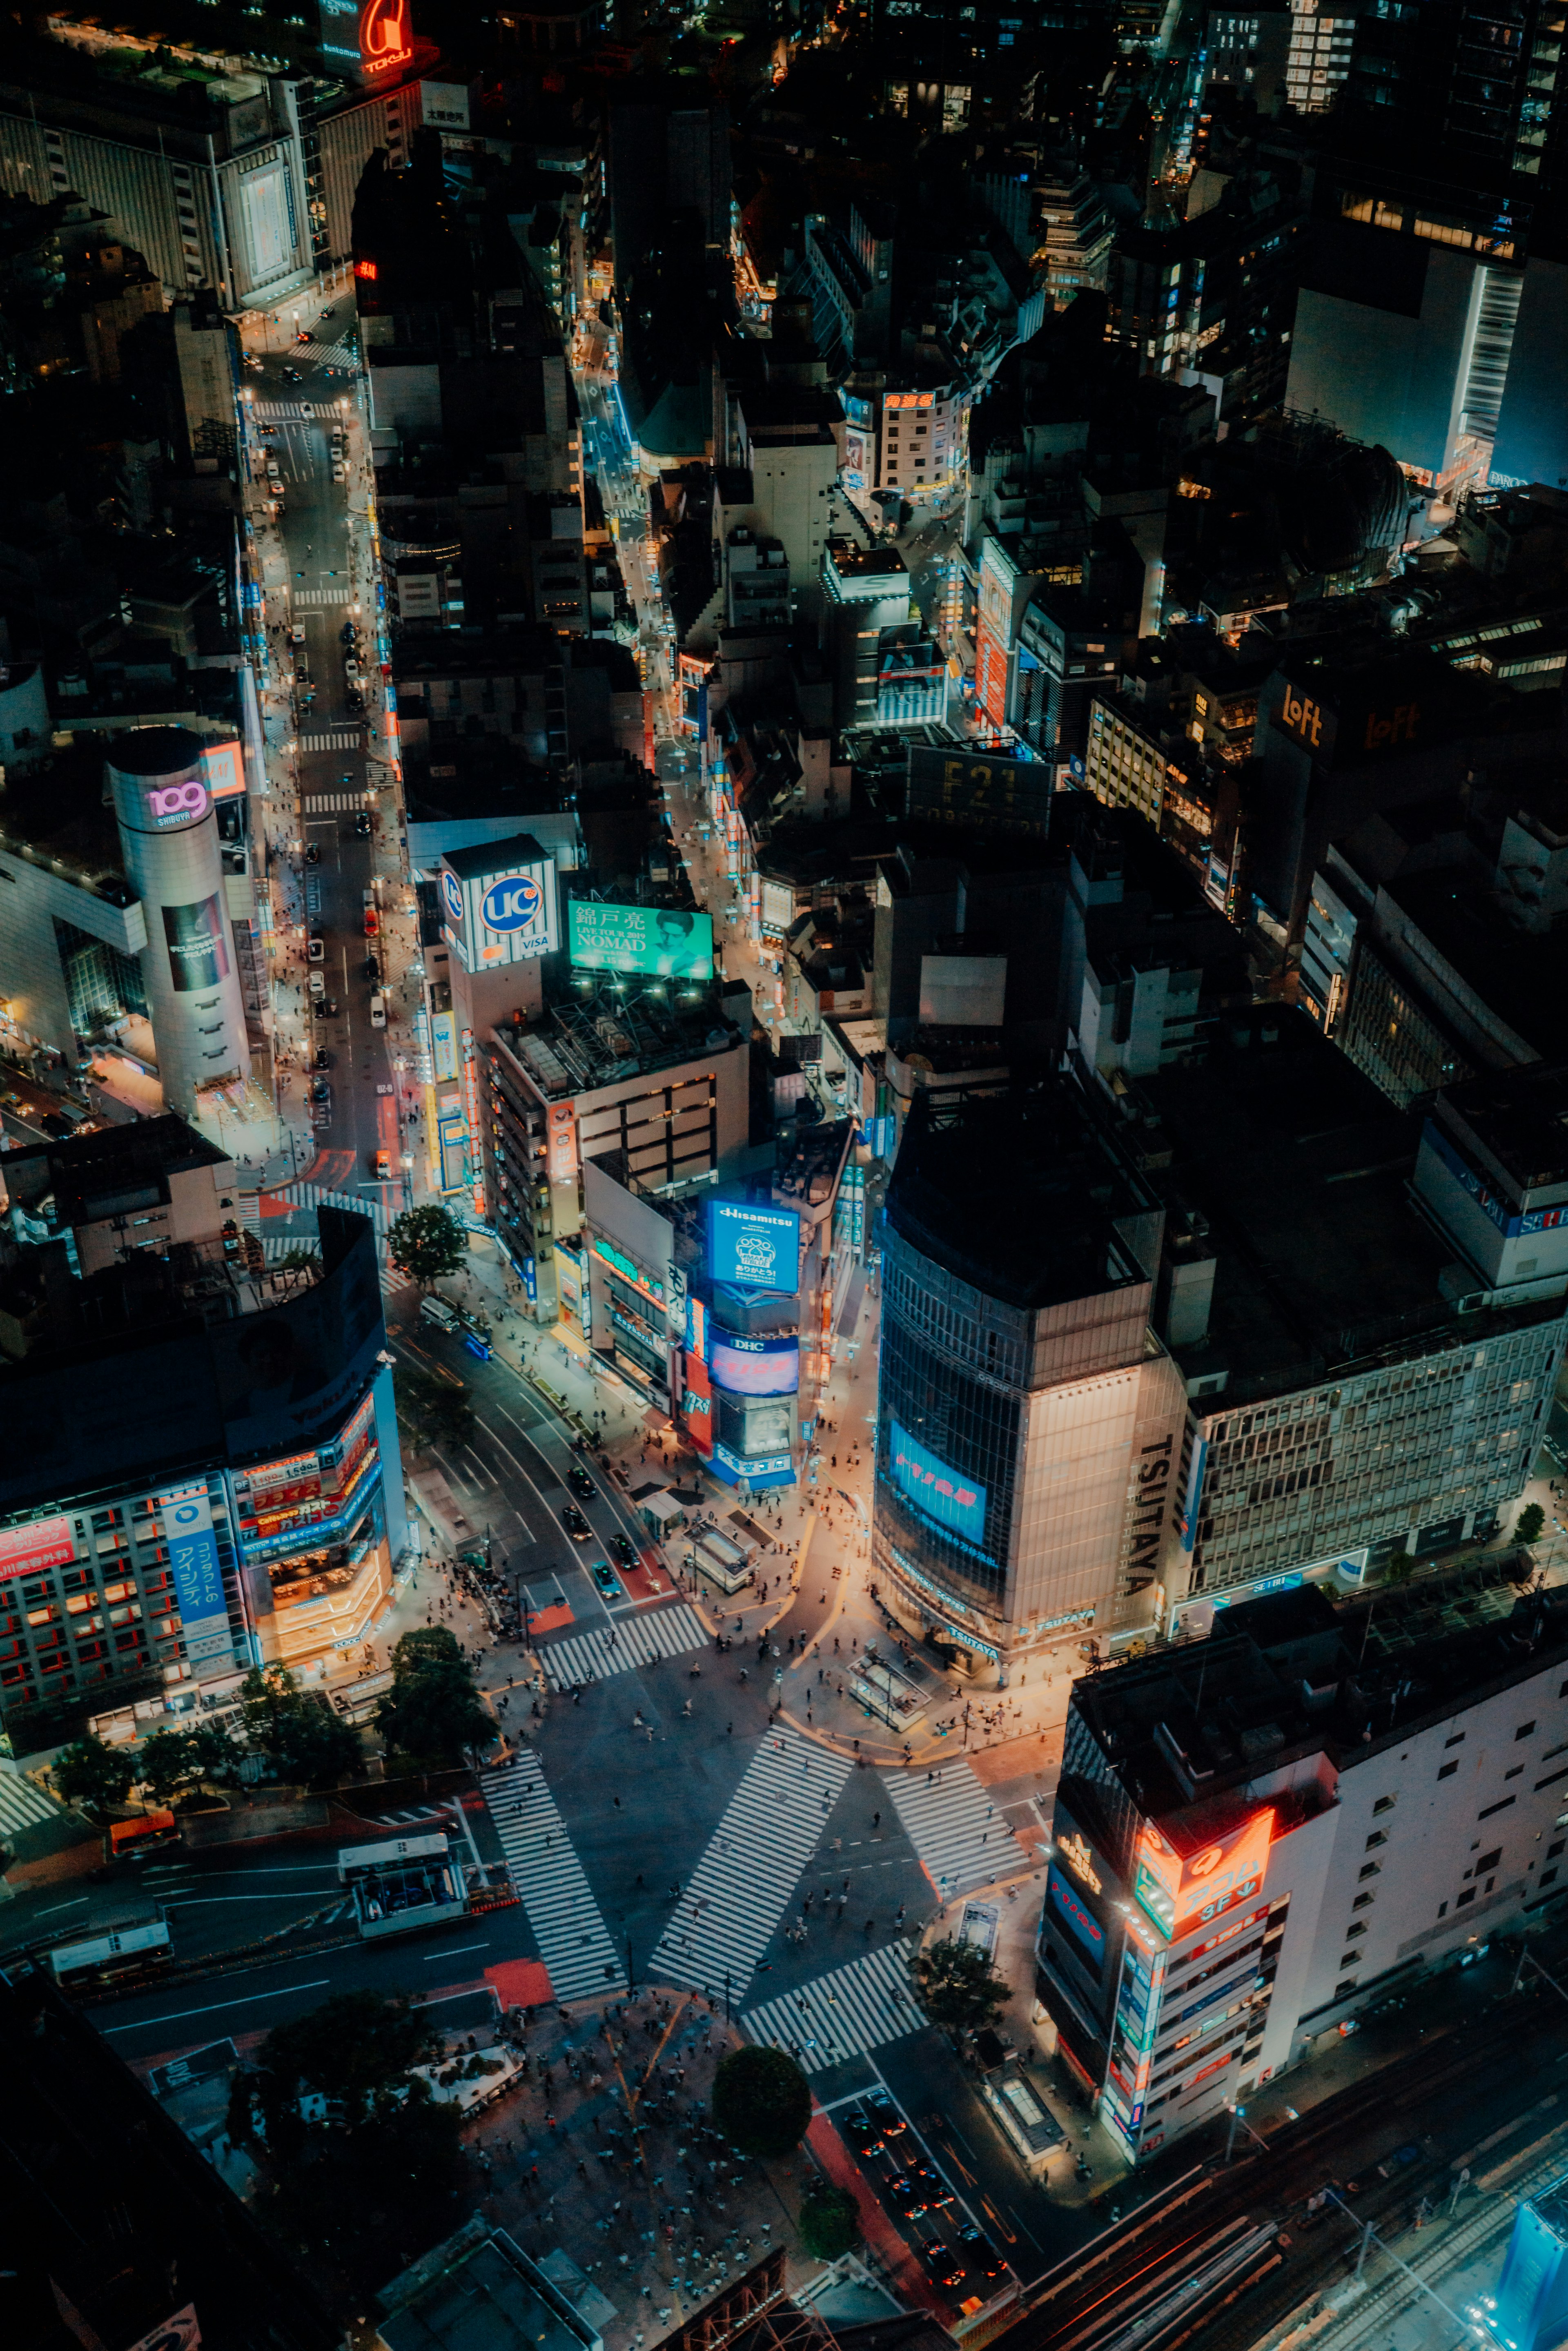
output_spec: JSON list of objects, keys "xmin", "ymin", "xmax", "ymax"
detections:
[
  {"xmin": 336, "ymin": 1834, "xmax": 470, "ymax": 1941},
  {"xmin": 48, "ymin": 1920, "xmax": 173, "ymax": 1993}
]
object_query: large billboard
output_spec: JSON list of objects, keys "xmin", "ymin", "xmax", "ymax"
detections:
[
  {"xmin": 889, "ymin": 1420, "xmax": 987, "ymax": 1544},
  {"xmin": 1134, "ymin": 1808, "xmax": 1274, "ymax": 1942},
  {"xmin": 1046, "ymin": 1864, "xmax": 1107, "ymax": 1975},
  {"xmin": 569, "ymin": 900, "xmax": 714, "ymax": 981},
  {"xmin": 706, "ymin": 1198, "xmax": 800, "ymax": 1294},
  {"xmin": 710, "ymin": 1331, "xmax": 800, "ymax": 1397},
  {"xmin": 906, "ymin": 745, "xmax": 1054, "ymax": 838},
  {"xmin": 441, "ymin": 851, "xmax": 559, "ymax": 972},
  {"xmin": 159, "ymin": 1484, "xmax": 233, "ymax": 1672},
  {"xmin": 162, "ymin": 896, "xmax": 231, "ymax": 992},
  {"xmin": 0, "ymin": 1517, "xmax": 75, "ymax": 1582}
]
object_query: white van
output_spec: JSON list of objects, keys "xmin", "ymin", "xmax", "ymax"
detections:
[
  {"xmin": 370, "ymin": 991, "xmax": 387, "ymax": 1028},
  {"xmin": 420, "ymin": 1296, "xmax": 459, "ymax": 1332}
]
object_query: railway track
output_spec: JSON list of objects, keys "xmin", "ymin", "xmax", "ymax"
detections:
[{"xmin": 1005, "ymin": 2000, "xmax": 1551, "ymax": 2351}]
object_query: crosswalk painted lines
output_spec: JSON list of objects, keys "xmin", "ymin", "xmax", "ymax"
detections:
[
  {"xmin": 536, "ymin": 1602, "xmax": 706, "ymax": 1691},
  {"xmin": 481, "ymin": 1758, "xmax": 625, "ymax": 2003},
  {"xmin": 254, "ymin": 400, "xmax": 339, "ymax": 420},
  {"xmin": 0, "ymin": 1763, "xmax": 64, "ymax": 1840},
  {"xmin": 880, "ymin": 1759, "xmax": 1025, "ymax": 1900},
  {"xmin": 237, "ymin": 1190, "xmax": 261, "ymax": 1235},
  {"xmin": 259, "ymin": 1236, "xmax": 321, "ymax": 1264},
  {"xmin": 742, "ymin": 1941, "xmax": 920, "ymax": 2075},
  {"xmin": 268, "ymin": 1180, "xmax": 390, "ymax": 1235},
  {"xmin": 648, "ymin": 1727, "xmax": 854, "ymax": 1999},
  {"xmin": 292, "ymin": 588, "xmax": 352, "ymax": 607},
  {"xmin": 300, "ymin": 743, "xmax": 363, "ymax": 762}
]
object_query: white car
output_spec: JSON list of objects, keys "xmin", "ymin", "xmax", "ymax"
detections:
[
  {"xmin": 369, "ymin": 991, "xmax": 387, "ymax": 1029},
  {"xmin": 332, "ymin": 463, "xmax": 345, "ymax": 484},
  {"xmin": 308, "ymin": 969, "xmax": 325, "ymax": 996}
]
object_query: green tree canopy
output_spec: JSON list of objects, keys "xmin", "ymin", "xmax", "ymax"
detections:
[
  {"xmin": 1517, "ymin": 1502, "xmax": 1547, "ymax": 1547},
  {"xmin": 53, "ymin": 1735, "xmax": 134, "ymax": 1813},
  {"xmin": 912, "ymin": 1937, "xmax": 1011, "ymax": 2031},
  {"xmin": 238, "ymin": 1664, "xmax": 363, "ymax": 1788},
  {"xmin": 227, "ymin": 1991, "xmax": 468, "ymax": 2288},
  {"xmin": 394, "ymin": 1363, "xmax": 476, "ymax": 1452},
  {"xmin": 138, "ymin": 1723, "xmax": 241, "ymax": 1807},
  {"xmin": 711, "ymin": 2045, "xmax": 811, "ymax": 2157},
  {"xmin": 388, "ymin": 1203, "xmax": 467, "ymax": 1290},
  {"xmin": 799, "ymin": 2183, "xmax": 860, "ymax": 2260},
  {"xmin": 376, "ymin": 1625, "xmax": 493, "ymax": 1767}
]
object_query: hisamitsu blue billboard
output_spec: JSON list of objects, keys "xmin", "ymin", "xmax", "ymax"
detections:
[
  {"xmin": 889, "ymin": 1420, "xmax": 987, "ymax": 1543},
  {"xmin": 1047, "ymin": 1865, "xmax": 1106, "ymax": 1975},
  {"xmin": 706, "ymin": 1198, "xmax": 800, "ymax": 1295}
]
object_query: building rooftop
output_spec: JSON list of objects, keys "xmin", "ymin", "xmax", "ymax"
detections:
[
  {"xmin": 1379, "ymin": 869, "xmax": 1568, "ymax": 1065},
  {"xmin": 1434, "ymin": 1060, "xmax": 1568, "ymax": 1196},
  {"xmin": 884, "ymin": 1082, "xmax": 1152, "ymax": 1313},
  {"xmin": 1069, "ymin": 1564, "xmax": 1567, "ymax": 1829},
  {"xmin": 377, "ymin": 2223, "xmax": 604, "ymax": 2351},
  {"xmin": 2, "ymin": 1114, "xmax": 229, "ymax": 1230}
]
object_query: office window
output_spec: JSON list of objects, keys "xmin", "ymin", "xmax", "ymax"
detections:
[
  {"xmin": 1365, "ymin": 1830, "xmax": 1388, "ymax": 1851},
  {"xmin": 1372, "ymin": 1794, "xmax": 1396, "ymax": 1815},
  {"xmin": 1445, "ymin": 1731, "xmax": 1465, "ymax": 1748},
  {"xmin": 1439, "ymin": 1761, "xmax": 1458, "ymax": 1780},
  {"xmin": 1517, "ymin": 1721, "xmax": 1537, "ymax": 1740},
  {"xmin": 1335, "ymin": 1978, "xmax": 1359, "ymax": 1997},
  {"xmin": 1359, "ymin": 1861, "xmax": 1381, "ymax": 1880},
  {"xmin": 1457, "ymin": 1887, "xmax": 1476, "ymax": 1907}
]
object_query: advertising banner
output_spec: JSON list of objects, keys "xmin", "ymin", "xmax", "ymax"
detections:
[
  {"xmin": 706, "ymin": 1198, "xmax": 800, "ymax": 1294},
  {"xmin": 1046, "ymin": 1864, "xmax": 1107, "ymax": 1974},
  {"xmin": 889, "ymin": 1420, "xmax": 987, "ymax": 1543},
  {"xmin": 1134, "ymin": 1808, "xmax": 1274, "ymax": 1942},
  {"xmin": 0, "ymin": 1515, "xmax": 75, "ymax": 1582},
  {"xmin": 709, "ymin": 1330, "xmax": 800, "ymax": 1397},
  {"xmin": 431, "ymin": 1009, "xmax": 459, "ymax": 1083},
  {"xmin": 569, "ymin": 899, "xmax": 714, "ymax": 981},
  {"xmin": 159, "ymin": 1485, "xmax": 232, "ymax": 1671},
  {"xmin": 162, "ymin": 896, "xmax": 231, "ymax": 993}
]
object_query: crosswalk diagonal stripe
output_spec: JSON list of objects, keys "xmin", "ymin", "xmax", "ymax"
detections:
[
  {"xmin": 648, "ymin": 1728, "xmax": 854, "ymax": 2000},
  {"xmin": 740, "ymin": 1941, "xmax": 920, "ymax": 2074},
  {"xmin": 536, "ymin": 1603, "xmax": 706, "ymax": 1690},
  {"xmin": 879, "ymin": 1760, "xmax": 1025, "ymax": 1899},
  {"xmin": 480, "ymin": 1758, "xmax": 625, "ymax": 2003}
]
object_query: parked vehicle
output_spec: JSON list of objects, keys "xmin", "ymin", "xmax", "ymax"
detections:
[
  {"xmin": 421, "ymin": 1297, "xmax": 459, "ymax": 1332},
  {"xmin": 370, "ymin": 991, "xmax": 387, "ymax": 1028},
  {"xmin": 307, "ymin": 935, "xmax": 324, "ymax": 963}
]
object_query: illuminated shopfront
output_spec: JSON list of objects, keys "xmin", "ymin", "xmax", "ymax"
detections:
[{"xmin": 233, "ymin": 1391, "xmax": 395, "ymax": 1665}]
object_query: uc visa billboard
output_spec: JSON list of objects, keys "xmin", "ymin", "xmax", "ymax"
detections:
[
  {"xmin": 1134, "ymin": 1805, "xmax": 1274, "ymax": 1942},
  {"xmin": 439, "ymin": 842, "xmax": 559, "ymax": 973}
]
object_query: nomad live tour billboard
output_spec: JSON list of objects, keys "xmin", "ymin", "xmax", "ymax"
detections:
[{"xmin": 569, "ymin": 900, "xmax": 714, "ymax": 981}]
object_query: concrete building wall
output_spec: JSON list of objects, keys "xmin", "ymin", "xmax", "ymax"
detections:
[{"xmin": 0, "ymin": 846, "xmax": 148, "ymax": 1063}]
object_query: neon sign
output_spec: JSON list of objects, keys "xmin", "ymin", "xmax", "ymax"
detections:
[
  {"xmin": 146, "ymin": 779, "xmax": 207, "ymax": 828},
  {"xmin": 359, "ymin": 0, "xmax": 412, "ymax": 75},
  {"xmin": 1060, "ymin": 1832, "xmax": 1102, "ymax": 1895},
  {"xmin": 1134, "ymin": 1808, "xmax": 1274, "ymax": 1942}
]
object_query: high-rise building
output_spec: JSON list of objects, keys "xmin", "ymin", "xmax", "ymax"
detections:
[
  {"xmin": 1038, "ymin": 1576, "xmax": 1568, "ymax": 2163},
  {"xmin": 0, "ymin": 1139, "xmax": 404, "ymax": 1751}
]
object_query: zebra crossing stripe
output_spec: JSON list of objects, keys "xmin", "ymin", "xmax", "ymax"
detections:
[
  {"xmin": 880, "ymin": 1760, "xmax": 1025, "ymax": 1900},
  {"xmin": 300, "ymin": 744, "xmax": 362, "ymax": 762},
  {"xmin": 270, "ymin": 1180, "xmax": 389, "ymax": 1236},
  {"xmin": 292, "ymin": 588, "xmax": 352, "ymax": 607},
  {"xmin": 648, "ymin": 1727, "xmax": 854, "ymax": 2000},
  {"xmin": 536, "ymin": 1602, "xmax": 706, "ymax": 1691},
  {"xmin": 237, "ymin": 1190, "xmax": 261, "ymax": 1235},
  {"xmin": 481, "ymin": 1758, "xmax": 625, "ymax": 2003},
  {"xmin": 0, "ymin": 1764, "xmax": 64, "ymax": 1839},
  {"xmin": 742, "ymin": 1940, "xmax": 920, "ymax": 2075}
]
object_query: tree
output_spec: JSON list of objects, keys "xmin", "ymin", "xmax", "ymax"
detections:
[
  {"xmin": 711, "ymin": 2046, "xmax": 811, "ymax": 2157},
  {"xmin": 238, "ymin": 1664, "xmax": 363, "ymax": 1788},
  {"xmin": 394, "ymin": 1363, "xmax": 475, "ymax": 1452},
  {"xmin": 376, "ymin": 1625, "xmax": 493, "ymax": 1766},
  {"xmin": 138, "ymin": 1722, "xmax": 241, "ymax": 1807},
  {"xmin": 388, "ymin": 1203, "xmax": 466, "ymax": 1291},
  {"xmin": 1516, "ymin": 1502, "xmax": 1547, "ymax": 1547},
  {"xmin": 913, "ymin": 1937, "xmax": 1011, "ymax": 2032},
  {"xmin": 53, "ymin": 1734, "xmax": 134, "ymax": 1814},
  {"xmin": 1383, "ymin": 1548, "xmax": 1418, "ymax": 1586},
  {"xmin": 799, "ymin": 2184, "xmax": 860, "ymax": 2260},
  {"xmin": 228, "ymin": 1991, "xmax": 468, "ymax": 2286}
]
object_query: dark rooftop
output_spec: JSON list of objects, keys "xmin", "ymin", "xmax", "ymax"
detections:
[
  {"xmin": 1434, "ymin": 1061, "xmax": 1568, "ymax": 1195},
  {"xmin": 2, "ymin": 1114, "xmax": 228, "ymax": 1229},
  {"xmin": 884, "ymin": 1082, "xmax": 1150, "ymax": 1313}
]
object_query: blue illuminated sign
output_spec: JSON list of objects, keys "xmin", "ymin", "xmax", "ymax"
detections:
[
  {"xmin": 481, "ymin": 872, "xmax": 546, "ymax": 934},
  {"xmin": 706, "ymin": 1198, "xmax": 800, "ymax": 1295},
  {"xmin": 441, "ymin": 869, "xmax": 464, "ymax": 925},
  {"xmin": 1046, "ymin": 1865, "xmax": 1106, "ymax": 1975},
  {"xmin": 710, "ymin": 1331, "xmax": 800, "ymax": 1397},
  {"xmin": 160, "ymin": 1485, "xmax": 231, "ymax": 1672},
  {"xmin": 889, "ymin": 1420, "xmax": 987, "ymax": 1543}
]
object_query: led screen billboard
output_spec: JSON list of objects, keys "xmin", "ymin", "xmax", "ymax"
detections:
[
  {"xmin": 1046, "ymin": 1865, "xmax": 1106, "ymax": 1974},
  {"xmin": 1134, "ymin": 1807, "xmax": 1274, "ymax": 1942},
  {"xmin": 569, "ymin": 899, "xmax": 714, "ymax": 980},
  {"xmin": 889, "ymin": 1420, "xmax": 987, "ymax": 1543},
  {"xmin": 706, "ymin": 1198, "xmax": 800, "ymax": 1294},
  {"xmin": 441, "ymin": 849, "xmax": 559, "ymax": 971},
  {"xmin": 709, "ymin": 1331, "xmax": 800, "ymax": 1397}
]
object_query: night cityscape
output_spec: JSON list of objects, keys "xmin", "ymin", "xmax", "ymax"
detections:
[{"xmin": 2, "ymin": 1, "xmax": 1568, "ymax": 2349}]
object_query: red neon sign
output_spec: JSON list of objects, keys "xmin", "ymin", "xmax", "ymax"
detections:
[
  {"xmin": 354, "ymin": 258, "xmax": 378, "ymax": 281},
  {"xmin": 359, "ymin": 0, "xmax": 412, "ymax": 75}
]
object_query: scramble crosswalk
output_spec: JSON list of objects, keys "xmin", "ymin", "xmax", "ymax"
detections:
[
  {"xmin": 649, "ymin": 1727, "xmax": 854, "ymax": 1999},
  {"xmin": 741, "ymin": 1941, "xmax": 920, "ymax": 2075},
  {"xmin": 481, "ymin": 1758, "xmax": 625, "ymax": 2003},
  {"xmin": 269, "ymin": 1179, "xmax": 390, "ymax": 1235},
  {"xmin": 535, "ymin": 1602, "xmax": 706, "ymax": 1691},
  {"xmin": 880, "ymin": 1759, "xmax": 1024, "ymax": 1900}
]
